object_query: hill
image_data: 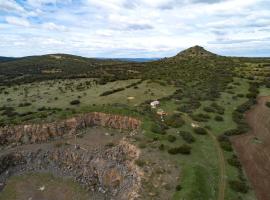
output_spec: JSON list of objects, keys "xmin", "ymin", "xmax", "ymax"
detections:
[
  {"xmin": 0, "ymin": 46, "xmax": 239, "ymax": 103},
  {"xmin": 0, "ymin": 56, "xmax": 17, "ymax": 63},
  {"xmin": 176, "ymin": 45, "xmax": 217, "ymax": 58},
  {"xmin": 0, "ymin": 54, "xmax": 143, "ymax": 85}
]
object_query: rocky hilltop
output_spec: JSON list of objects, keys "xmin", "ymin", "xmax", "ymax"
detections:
[
  {"xmin": 176, "ymin": 45, "xmax": 217, "ymax": 58},
  {"xmin": 0, "ymin": 112, "xmax": 141, "ymax": 146}
]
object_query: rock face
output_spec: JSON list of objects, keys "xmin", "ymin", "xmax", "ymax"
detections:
[
  {"xmin": 0, "ymin": 139, "xmax": 142, "ymax": 200},
  {"xmin": 0, "ymin": 112, "xmax": 141, "ymax": 146}
]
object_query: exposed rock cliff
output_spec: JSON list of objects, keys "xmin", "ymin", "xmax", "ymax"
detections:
[{"xmin": 0, "ymin": 112, "xmax": 141, "ymax": 146}]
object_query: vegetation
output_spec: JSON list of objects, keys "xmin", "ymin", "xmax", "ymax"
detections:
[
  {"xmin": 179, "ymin": 131, "xmax": 195, "ymax": 143},
  {"xmin": 193, "ymin": 127, "xmax": 207, "ymax": 135},
  {"xmin": 1, "ymin": 46, "xmax": 267, "ymax": 200},
  {"xmin": 168, "ymin": 144, "xmax": 192, "ymax": 155}
]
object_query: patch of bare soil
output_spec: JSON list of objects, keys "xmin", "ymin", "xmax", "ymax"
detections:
[{"xmin": 231, "ymin": 96, "xmax": 270, "ymax": 200}]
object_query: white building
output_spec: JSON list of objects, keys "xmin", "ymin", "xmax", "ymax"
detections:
[{"xmin": 150, "ymin": 100, "xmax": 160, "ymax": 108}]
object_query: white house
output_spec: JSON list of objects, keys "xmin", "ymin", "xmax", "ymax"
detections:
[{"xmin": 150, "ymin": 100, "xmax": 160, "ymax": 108}]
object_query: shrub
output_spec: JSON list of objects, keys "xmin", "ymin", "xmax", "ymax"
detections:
[
  {"xmin": 168, "ymin": 144, "xmax": 191, "ymax": 155},
  {"xmin": 203, "ymin": 107, "xmax": 215, "ymax": 113},
  {"xmin": 70, "ymin": 100, "xmax": 80, "ymax": 105},
  {"xmin": 18, "ymin": 102, "xmax": 32, "ymax": 107},
  {"xmin": 179, "ymin": 131, "xmax": 195, "ymax": 143},
  {"xmin": 167, "ymin": 135, "xmax": 177, "ymax": 143},
  {"xmin": 159, "ymin": 144, "xmax": 165, "ymax": 151},
  {"xmin": 220, "ymin": 141, "xmax": 233, "ymax": 151},
  {"xmin": 191, "ymin": 113, "xmax": 210, "ymax": 122},
  {"xmin": 193, "ymin": 127, "xmax": 207, "ymax": 135},
  {"xmin": 215, "ymin": 115, "xmax": 224, "ymax": 121},
  {"xmin": 229, "ymin": 180, "xmax": 249, "ymax": 193},
  {"xmin": 100, "ymin": 87, "xmax": 125, "ymax": 96},
  {"xmin": 164, "ymin": 113, "xmax": 185, "ymax": 128},
  {"xmin": 227, "ymin": 155, "xmax": 241, "ymax": 169},
  {"xmin": 175, "ymin": 184, "xmax": 182, "ymax": 191},
  {"xmin": 151, "ymin": 124, "xmax": 166, "ymax": 135},
  {"xmin": 218, "ymin": 134, "xmax": 233, "ymax": 150},
  {"xmin": 1, "ymin": 106, "xmax": 18, "ymax": 117}
]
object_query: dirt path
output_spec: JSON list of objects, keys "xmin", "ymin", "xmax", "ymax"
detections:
[
  {"xmin": 181, "ymin": 113, "xmax": 226, "ymax": 200},
  {"xmin": 231, "ymin": 96, "xmax": 270, "ymax": 200}
]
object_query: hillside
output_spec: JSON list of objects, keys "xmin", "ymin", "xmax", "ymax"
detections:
[
  {"xmin": 0, "ymin": 54, "xmax": 142, "ymax": 85},
  {"xmin": 0, "ymin": 56, "xmax": 17, "ymax": 63}
]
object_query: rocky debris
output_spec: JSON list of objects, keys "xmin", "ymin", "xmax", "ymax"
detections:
[
  {"xmin": 0, "ymin": 138, "xmax": 143, "ymax": 200},
  {"xmin": 0, "ymin": 112, "xmax": 141, "ymax": 146}
]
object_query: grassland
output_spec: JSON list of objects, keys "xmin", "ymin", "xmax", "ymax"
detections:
[
  {"xmin": 0, "ymin": 173, "xmax": 91, "ymax": 200},
  {"xmin": 1, "ymin": 48, "xmax": 270, "ymax": 200},
  {"xmin": 0, "ymin": 78, "xmax": 176, "ymax": 125}
]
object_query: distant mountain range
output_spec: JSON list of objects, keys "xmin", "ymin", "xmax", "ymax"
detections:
[
  {"xmin": 1, "ymin": 45, "xmax": 267, "ymax": 86},
  {"xmin": 0, "ymin": 56, "xmax": 17, "ymax": 63},
  {"xmin": 0, "ymin": 56, "xmax": 160, "ymax": 63}
]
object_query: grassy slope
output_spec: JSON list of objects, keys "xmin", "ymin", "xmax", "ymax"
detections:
[
  {"xmin": 0, "ymin": 79, "xmax": 176, "ymax": 124},
  {"xmin": 156, "ymin": 77, "xmax": 256, "ymax": 200}
]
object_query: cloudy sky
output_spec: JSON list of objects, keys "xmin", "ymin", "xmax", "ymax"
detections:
[{"xmin": 0, "ymin": 0, "xmax": 269, "ymax": 58}]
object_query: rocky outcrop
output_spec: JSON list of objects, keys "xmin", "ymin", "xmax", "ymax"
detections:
[{"xmin": 0, "ymin": 112, "xmax": 141, "ymax": 146}]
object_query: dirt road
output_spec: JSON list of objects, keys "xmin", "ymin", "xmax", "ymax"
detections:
[
  {"xmin": 231, "ymin": 96, "xmax": 270, "ymax": 200},
  {"xmin": 181, "ymin": 113, "xmax": 226, "ymax": 200}
]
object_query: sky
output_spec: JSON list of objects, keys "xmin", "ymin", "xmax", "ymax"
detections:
[{"xmin": 0, "ymin": 0, "xmax": 269, "ymax": 58}]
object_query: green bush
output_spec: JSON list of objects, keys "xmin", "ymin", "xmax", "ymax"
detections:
[
  {"xmin": 70, "ymin": 100, "xmax": 80, "ymax": 105},
  {"xmin": 214, "ymin": 115, "xmax": 224, "ymax": 121},
  {"xmin": 218, "ymin": 134, "xmax": 233, "ymax": 151},
  {"xmin": 18, "ymin": 102, "xmax": 32, "ymax": 107},
  {"xmin": 167, "ymin": 135, "xmax": 177, "ymax": 143},
  {"xmin": 168, "ymin": 144, "xmax": 191, "ymax": 155},
  {"xmin": 227, "ymin": 155, "xmax": 241, "ymax": 168},
  {"xmin": 175, "ymin": 184, "xmax": 182, "ymax": 191},
  {"xmin": 203, "ymin": 107, "xmax": 215, "ymax": 113},
  {"xmin": 151, "ymin": 124, "xmax": 166, "ymax": 135},
  {"xmin": 193, "ymin": 127, "xmax": 207, "ymax": 135},
  {"xmin": 229, "ymin": 180, "xmax": 249, "ymax": 193},
  {"xmin": 164, "ymin": 113, "xmax": 185, "ymax": 128},
  {"xmin": 179, "ymin": 131, "xmax": 195, "ymax": 143},
  {"xmin": 191, "ymin": 113, "xmax": 210, "ymax": 122},
  {"xmin": 159, "ymin": 144, "xmax": 165, "ymax": 151}
]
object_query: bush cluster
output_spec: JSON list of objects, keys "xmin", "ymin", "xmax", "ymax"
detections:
[
  {"xmin": 179, "ymin": 131, "xmax": 195, "ymax": 143},
  {"xmin": 218, "ymin": 134, "xmax": 233, "ymax": 151},
  {"xmin": 168, "ymin": 144, "xmax": 191, "ymax": 155},
  {"xmin": 151, "ymin": 123, "xmax": 166, "ymax": 135},
  {"xmin": 167, "ymin": 135, "xmax": 177, "ymax": 143},
  {"xmin": 191, "ymin": 113, "xmax": 210, "ymax": 122},
  {"xmin": 193, "ymin": 127, "xmax": 207, "ymax": 135},
  {"xmin": 18, "ymin": 102, "xmax": 32, "ymax": 107},
  {"xmin": 229, "ymin": 180, "xmax": 249, "ymax": 193},
  {"xmin": 164, "ymin": 113, "xmax": 185, "ymax": 128},
  {"xmin": 100, "ymin": 87, "xmax": 125, "ymax": 96}
]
